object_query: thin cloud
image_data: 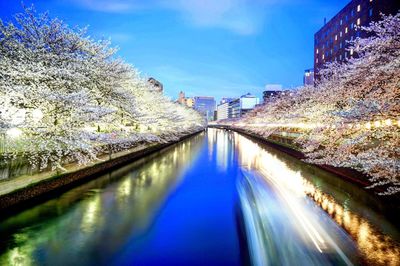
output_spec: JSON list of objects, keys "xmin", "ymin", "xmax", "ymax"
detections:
[
  {"xmin": 69, "ymin": 0, "xmax": 146, "ymax": 13},
  {"xmin": 69, "ymin": 0, "xmax": 282, "ymax": 35},
  {"xmin": 162, "ymin": 0, "xmax": 267, "ymax": 35}
]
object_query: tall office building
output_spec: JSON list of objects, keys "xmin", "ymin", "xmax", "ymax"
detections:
[
  {"xmin": 216, "ymin": 98, "xmax": 234, "ymax": 121},
  {"xmin": 229, "ymin": 93, "xmax": 260, "ymax": 119},
  {"xmin": 314, "ymin": 0, "xmax": 399, "ymax": 79},
  {"xmin": 193, "ymin": 96, "xmax": 216, "ymax": 121}
]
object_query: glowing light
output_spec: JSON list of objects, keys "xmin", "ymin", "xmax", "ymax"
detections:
[
  {"xmin": 365, "ymin": 122, "xmax": 371, "ymax": 129},
  {"xmin": 384, "ymin": 119, "xmax": 392, "ymax": 126},
  {"xmin": 373, "ymin": 121, "xmax": 381, "ymax": 128},
  {"xmin": 6, "ymin": 128, "xmax": 22, "ymax": 138},
  {"xmin": 31, "ymin": 109, "xmax": 43, "ymax": 122}
]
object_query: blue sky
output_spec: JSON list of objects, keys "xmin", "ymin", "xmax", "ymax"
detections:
[{"xmin": 1, "ymin": 0, "xmax": 349, "ymax": 101}]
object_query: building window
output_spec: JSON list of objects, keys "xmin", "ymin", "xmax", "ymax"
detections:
[
  {"xmin": 369, "ymin": 8, "xmax": 373, "ymax": 17},
  {"xmin": 340, "ymin": 19, "xmax": 343, "ymax": 25},
  {"xmin": 351, "ymin": 23, "xmax": 354, "ymax": 29},
  {"xmin": 350, "ymin": 48, "xmax": 354, "ymax": 55},
  {"xmin": 357, "ymin": 18, "xmax": 361, "ymax": 25},
  {"xmin": 335, "ymin": 35, "xmax": 338, "ymax": 41},
  {"xmin": 345, "ymin": 27, "xmax": 348, "ymax": 33},
  {"xmin": 345, "ymin": 52, "xmax": 347, "ymax": 58},
  {"xmin": 340, "ymin": 42, "xmax": 342, "ymax": 48},
  {"xmin": 357, "ymin": 5, "xmax": 361, "ymax": 12},
  {"xmin": 339, "ymin": 54, "xmax": 342, "ymax": 60},
  {"xmin": 316, "ymin": 58, "xmax": 319, "ymax": 63},
  {"xmin": 322, "ymin": 54, "xmax": 325, "ymax": 60},
  {"xmin": 316, "ymin": 48, "xmax": 319, "ymax": 54},
  {"xmin": 340, "ymin": 31, "xmax": 343, "ymax": 37}
]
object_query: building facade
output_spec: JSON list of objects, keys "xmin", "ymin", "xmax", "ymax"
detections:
[
  {"xmin": 176, "ymin": 91, "xmax": 194, "ymax": 108},
  {"xmin": 217, "ymin": 101, "xmax": 230, "ymax": 120},
  {"xmin": 193, "ymin": 96, "xmax": 216, "ymax": 121},
  {"xmin": 314, "ymin": 0, "xmax": 400, "ymax": 79},
  {"xmin": 177, "ymin": 91, "xmax": 186, "ymax": 105},
  {"xmin": 229, "ymin": 93, "xmax": 260, "ymax": 119},
  {"xmin": 263, "ymin": 84, "xmax": 283, "ymax": 103},
  {"xmin": 216, "ymin": 98, "xmax": 235, "ymax": 121},
  {"xmin": 303, "ymin": 68, "xmax": 314, "ymax": 86},
  {"xmin": 186, "ymin": 98, "xmax": 194, "ymax": 108},
  {"xmin": 148, "ymin": 77, "xmax": 163, "ymax": 93}
]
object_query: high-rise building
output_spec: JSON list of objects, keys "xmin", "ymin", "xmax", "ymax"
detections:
[
  {"xmin": 229, "ymin": 93, "xmax": 260, "ymax": 118},
  {"xmin": 217, "ymin": 102, "xmax": 229, "ymax": 120},
  {"xmin": 193, "ymin": 96, "xmax": 216, "ymax": 121},
  {"xmin": 148, "ymin": 77, "xmax": 163, "ymax": 93},
  {"xmin": 314, "ymin": 0, "xmax": 400, "ymax": 79},
  {"xmin": 303, "ymin": 68, "xmax": 315, "ymax": 86}
]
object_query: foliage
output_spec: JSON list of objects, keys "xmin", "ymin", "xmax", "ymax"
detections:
[
  {"xmin": 229, "ymin": 13, "xmax": 400, "ymax": 195},
  {"xmin": 0, "ymin": 6, "xmax": 205, "ymax": 171}
]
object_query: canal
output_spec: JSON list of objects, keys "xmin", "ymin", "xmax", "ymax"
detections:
[{"xmin": 0, "ymin": 128, "xmax": 399, "ymax": 265}]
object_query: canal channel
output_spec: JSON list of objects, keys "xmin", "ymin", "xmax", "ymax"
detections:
[{"xmin": 0, "ymin": 128, "xmax": 398, "ymax": 265}]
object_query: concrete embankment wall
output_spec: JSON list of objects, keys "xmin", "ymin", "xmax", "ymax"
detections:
[{"xmin": 0, "ymin": 130, "xmax": 204, "ymax": 212}]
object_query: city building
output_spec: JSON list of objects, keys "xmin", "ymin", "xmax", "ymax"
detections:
[
  {"xmin": 176, "ymin": 91, "xmax": 194, "ymax": 108},
  {"xmin": 193, "ymin": 96, "xmax": 216, "ymax": 121},
  {"xmin": 304, "ymin": 68, "xmax": 315, "ymax": 86},
  {"xmin": 186, "ymin": 97, "xmax": 194, "ymax": 108},
  {"xmin": 263, "ymin": 84, "xmax": 283, "ymax": 103},
  {"xmin": 148, "ymin": 77, "xmax": 163, "ymax": 93},
  {"xmin": 217, "ymin": 101, "xmax": 230, "ymax": 120},
  {"xmin": 216, "ymin": 97, "xmax": 236, "ymax": 121},
  {"xmin": 177, "ymin": 91, "xmax": 186, "ymax": 105},
  {"xmin": 229, "ymin": 93, "xmax": 260, "ymax": 119},
  {"xmin": 314, "ymin": 0, "xmax": 400, "ymax": 79}
]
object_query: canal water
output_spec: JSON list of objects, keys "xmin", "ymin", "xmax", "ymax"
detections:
[{"xmin": 0, "ymin": 129, "xmax": 399, "ymax": 265}]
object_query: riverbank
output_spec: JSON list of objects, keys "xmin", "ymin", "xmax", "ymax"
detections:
[
  {"xmin": 209, "ymin": 125, "xmax": 399, "ymax": 201},
  {"xmin": 0, "ymin": 130, "xmax": 204, "ymax": 212}
]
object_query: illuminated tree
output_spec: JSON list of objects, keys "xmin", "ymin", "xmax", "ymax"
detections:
[
  {"xmin": 232, "ymin": 13, "xmax": 400, "ymax": 194},
  {"xmin": 0, "ymin": 7, "xmax": 205, "ymax": 171}
]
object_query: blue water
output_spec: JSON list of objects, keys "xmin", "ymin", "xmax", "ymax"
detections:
[
  {"xmin": 0, "ymin": 129, "xmax": 399, "ymax": 265},
  {"xmin": 0, "ymin": 131, "xmax": 244, "ymax": 266},
  {"xmin": 112, "ymin": 132, "xmax": 242, "ymax": 265}
]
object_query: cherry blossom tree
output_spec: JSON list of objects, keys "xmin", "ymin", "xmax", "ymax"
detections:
[
  {"xmin": 0, "ymin": 6, "xmax": 205, "ymax": 172},
  {"xmin": 230, "ymin": 13, "xmax": 400, "ymax": 195}
]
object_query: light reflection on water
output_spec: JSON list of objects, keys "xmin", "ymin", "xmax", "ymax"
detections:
[
  {"xmin": 0, "ymin": 129, "xmax": 399, "ymax": 266},
  {"xmin": 228, "ymin": 128, "xmax": 400, "ymax": 266},
  {"xmin": 0, "ymin": 134, "xmax": 204, "ymax": 266}
]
